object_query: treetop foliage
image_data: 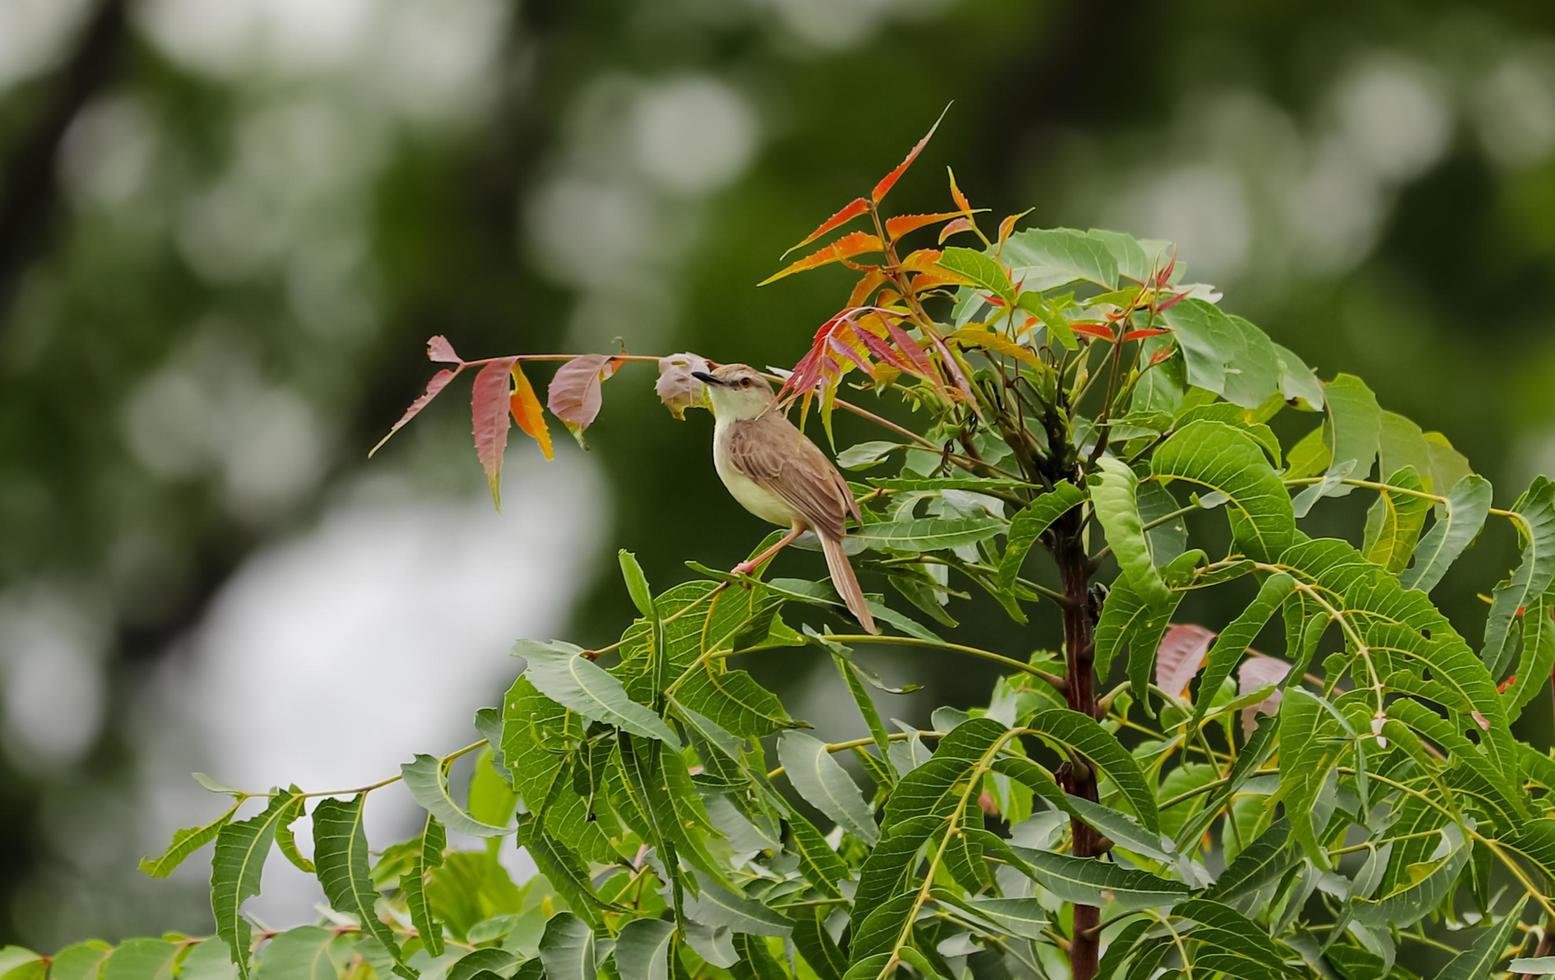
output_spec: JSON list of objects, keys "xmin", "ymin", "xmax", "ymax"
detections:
[{"xmin": 12, "ymin": 113, "xmax": 1555, "ymax": 980}]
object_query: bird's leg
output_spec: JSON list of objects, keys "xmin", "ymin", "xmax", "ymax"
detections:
[{"xmin": 731, "ymin": 523, "xmax": 805, "ymax": 583}]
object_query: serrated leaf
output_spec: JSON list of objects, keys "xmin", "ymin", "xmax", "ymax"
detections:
[
  {"xmin": 514, "ymin": 640, "xmax": 680, "ymax": 748},
  {"xmin": 871, "ymin": 107, "xmax": 946, "ymax": 203},
  {"xmin": 402, "ymin": 754, "xmax": 509, "ymax": 837},
  {"xmin": 1158, "ymin": 298, "xmax": 1283, "ymax": 408},
  {"xmin": 1206, "ymin": 819, "xmax": 1292, "ymax": 901},
  {"xmin": 370, "ymin": 368, "xmax": 458, "ymax": 458},
  {"xmin": 1276, "ymin": 689, "xmax": 1343, "ymax": 864},
  {"xmin": 254, "ymin": 926, "xmax": 355, "ymax": 980},
  {"xmin": 778, "ymin": 732, "xmax": 877, "ymax": 844},
  {"xmin": 1010, "ymin": 848, "xmax": 1187, "ymax": 908},
  {"xmin": 1025, "ymin": 707, "xmax": 1158, "ymax": 831},
  {"xmin": 1399, "ymin": 474, "xmax": 1493, "ymax": 593},
  {"xmin": 997, "ymin": 481, "xmax": 1086, "ymax": 593},
  {"xmin": 960, "ymin": 897, "xmax": 1048, "ymax": 940},
  {"xmin": 1001, "ymin": 227, "xmax": 1120, "ymax": 291},
  {"xmin": 46, "ymin": 942, "xmax": 112, "ymax": 980},
  {"xmin": 790, "ymin": 907, "xmax": 847, "ymax": 980},
  {"xmin": 1092, "ymin": 456, "xmax": 1170, "ymax": 606},
  {"xmin": 140, "ymin": 803, "xmax": 238, "ymax": 878},
  {"xmin": 1483, "ymin": 477, "xmax": 1555, "ymax": 676},
  {"xmin": 614, "ymin": 919, "xmax": 675, "ymax": 980},
  {"xmin": 852, "ymin": 516, "xmax": 1004, "ymax": 552},
  {"xmin": 537, "ymin": 913, "xmax": 595, "ymax": 980},
  {"xmin": 1152, "ymin": 420, "xmax": 1295, "ymax": 562},
  {"xmin": 402, "ymin": 814, "xmax": 446, "ymax": 958},
  {"xmin": 1175, "ymin": 899, "xmax": 1297, "ymax": 978},
  {"xmin": 471, "ymin": 357, "xmax": 518, "ymax": 509},
  {"xmin": 1506, "ymin": 594, "xmax": 1555, "ymax": 720},
  {"xmin": 312, "ymin": 795, "xmax": 408, "ymax": 978},
  {"xmin": 937, "ymin": 247, "xmax": 1013, "ymax": 302},
  {"xmin": 211, "ymin": 793, "xmax": 299, "ymax": 978}
]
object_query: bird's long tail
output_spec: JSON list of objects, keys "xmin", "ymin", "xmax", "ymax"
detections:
[{"xmin": 821, "ymin": 533, "xmax": 878, "ymax": 634}]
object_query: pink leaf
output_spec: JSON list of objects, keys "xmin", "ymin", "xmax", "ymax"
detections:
[
  {"xmin": 472, "ymin": 357, "xmax": 517, "ymax": 508},
  {"xmin": 884, "ymin": 320, "xmax": 936, "ymax": 380},
  {"xmin": 1156, "ymin": 624, "xmax": 1216, "ymax": 698},
  {"xmin": 547, "ymin": 354, "xmax": 613, "ymax": 431},
  {"xmin": 369, "ymin": 368, "xmax": 458, "ymax": 458},
  {"xmin": 1237, "ymin": 655, "xmax": 1292, "ymax": 736},
  {"xmin": 426, "ymin": 335, "xmax": 461, "ymax": 364},
  {"xmin": 656, "ymin": 352, "xmax": 711, "ymax": 420}
]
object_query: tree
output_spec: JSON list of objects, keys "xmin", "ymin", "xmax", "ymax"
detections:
[{"xmin": 13, "ymin": 119, "xmax": 1555, "ymax": 980}]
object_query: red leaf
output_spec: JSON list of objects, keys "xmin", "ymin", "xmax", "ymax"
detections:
[
  {"xmin": 759, "ymin": 232, "xmax": 884, "ymax": 286},
  {"xmin": 856, "ymin": 324, "xmax": 915, "ymax": 374},
  {"xmin": 1498, "ymin": 674, "xmax": 1517, "ymax": 694},
  {"xmin": 871, "ymin": 105, "xmax": 949, "ymax": 203},
  {"xmin": 1155, "ymin": 291, "xmax": 1189, "ymax": 313},
  {"xmin": 885, "ymin": 211, "xmax": 968, "ymax": 242},
  {"xmin": 546, "ymin": 354, "xmax": 614, "ymax": 432},
  {"xmin": 369, "ymin": 368, "xmax": 458, "ymax": 458},
  {"xmin": 1156, "ymin": 624, "xmax": 1215, "ymax": 698},
  {"xmin": 827, "ymin": 329, "xmax": 875, "ymax": 378},
  {"xmin": 510, "ymin": 362, "xmax": 553, "ymax": 459},
  {"xmin": 1122, "ymin": 328, "xmax": 1170, "ymax": 342},
  {"xmin": 782, "ymin": 197, "xmax": 869, "ymax": 259},
  {"xmin": 1238, "ymin": 655, "xmax": 1291, "ymax": 736},
  {"xmin": 1070, "ymin": 322, "xmax": 1115, "ymax": 341},
  {"xmin": 472, "ymin": 357, "xmax": 518, "ymax": 508},
  {"xmin": 885, "ymin": 320, "xmax": 937, "ymax": 380},
  {"xmin": 928, "ymin": 333, "xmax": 972, "ymax": 400},
  {"xmin": 426, "ymin": 335, "xmax": 461, "ymax": 364}
]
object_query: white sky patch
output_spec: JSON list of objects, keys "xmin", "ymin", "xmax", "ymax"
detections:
[
  {"xmin": 138, "ymin": 461, "xmax": 605, "ymax": 924},
  {"xmin": 1331, "ymin": 56, "xmax": 1452, "ymax": 185},
  {"xmin": 631, "ymin": 77, "xmax": 758, "ymax": 195}
]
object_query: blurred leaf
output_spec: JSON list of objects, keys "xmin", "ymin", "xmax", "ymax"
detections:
[
  {"xmin": 537, "ymin": 914, "xmax": 595, "ymax": 980},
  {"xmin": 1155, "ymin": 623, "xmax": 1213, "ymax": 699},
  {"xmin": 46, "ymin": 942, "xmax": 112, "ymax": 980},
  {"xmin": 613, "ymin": 919, "xmax": 675, "ymax": 980},
  {"xmin": 254, "ymin": 927, "xmax": 355, "ymax": 980},
  {"xmin": 370, "ymin": 368, "xmax": 457, "ymax": 458},
  {"xmin": 101, "ymin": 938, "xmax": 179, "ymax": 980}
]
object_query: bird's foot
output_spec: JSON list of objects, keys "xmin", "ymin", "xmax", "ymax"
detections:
[{"xmin": 729, "ymin": 560, "xmax": 758, "ymax": 587}]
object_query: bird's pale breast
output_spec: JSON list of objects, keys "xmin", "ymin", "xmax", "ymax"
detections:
[{"xmin": 713, "ymin": 419, "xmax": 801, "ymax": 526}]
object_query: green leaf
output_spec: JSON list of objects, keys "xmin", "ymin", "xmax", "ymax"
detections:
[
  {"xmin": 211, "ymin": 792, "xmax": 299, "ymax": 979},
  {"xmin": 937, "ymin": 246, "xmax": 1014, "ymax": 301},
  {"xmin": 1191, "ymin": 573, "xmax": 1295, "ymax": 724},
  {"xmin": 997, "ymin": 481, "xmax": 1086, "ymax": 593},
  {"xmin": 1510, "ymin": 957, "xmax": 1555, "ymax": 975},
  {"xmin": 1174, "ymin": 899, "xmax": 1297, "ymax": 978},
  {"xmin": 1206, "ymin": 819, "xmax": 1292, "ymax": 901},
  {"xmin": 0, "ymin": 948, "xmax": 43, "ymax": 980},
  {"xmin": 254, "ymin": 926, "xmax": 356, "ymax": 980},
  {"xmin": 312, "ymin": 795, "xmax": 409, "ymax": 978},
  {"xmin": 46, "ymin": 942, "xmax": 112, "ymax": 980},
  {"xmin": 778, "ymin": 732, "xmax": 877, "ymax": 844},
  {"xmin": 1002, "ymin": 227, "xmax": 1119, "ymax": 291},
  {"xmin": 176, "ymin": 939, "xmax": 237, "ymax": 980},
  {"xmin": 1025, "ymin": 707, "xmax": 1159, "ymax": 831},
  {"xmin": 514, "ymin": 817, "xmax": 612, "ymax": 926},
  {"xmin": 447, "ymin": 948, "xmax": 520, "ymax": 980},
  {"xmin": 402, "ymin": 814, "xmax": 447, "ymax": 958},
  {"xmin": 402, "ymin": 753, "xmax": 510, "ymax": 837},
  {"xmin": 515, "ymin": 639, "xmax": 680, "ymax": 749},
  {"xmin": 790, "ymin": 907, "xmax": 847, "ymax": 980},
  {"xmin": 140, "ymin": 803, "xmax": 238, "ymax": 877},
  {"xmin": 537, "ymin": 913, "xmax": 595, "ymax": 980},
  {"xmin": 1437, "ymin": 895, "xmax": 1527, "ymax": 980},
  {"xmin": 959, "ymin": 897, "xmax": 1049, "ymax": 940},
  {"xmin": 1009, "ymin": 848, "xmax": 1188, "ymax": 908},
  {"xmin": 836, "ymin": 441, "xmax": 900, "ymax": 470},
  {"xmin": 684, "ymin": 878, "xmax": 792, "ymax": 937},
  {"xmin": 1399, "ymin": 474, "xmax": 1493, "ymax": 593},
  {"xmin": 1158, "ymin": 298, "xmax": 1283, "ymax": 408},
  {"xmin": 1483, "ymin": 477, "xmax": 1555, "ymax": 676},
  {"xmin": 852, "ymin": 515, "xmax": 1005, "ymax": 552},
  {"xmin": 613, "ymin": 919, "xmax": 675, "ymax": 980},
  {"xmin": 1275, "ymin": 689, "xmax": 1342, "ymax": 863},
  {"xmin": 1506, "ymin": 593, "xmax": 1555, "ymax": 720},
  {"xmin": 830, "ymin": 652, "xmax": 896, "ymax": 781},
  {"xmin": 1094, "ymin": 576, "xmax": 1180, "ymax": 702},
  {"xmin": 1151, "ymin": 419, "xmax": 1295, "ymax": 561},
  {"xmin": 618, "ymin": 549, "xmax": 655, "ymax": 618},
  {"xmin": 1293, "ymin": 374, "xmax": 1381, "ymax": 516},
  {"xmin": 468, "ymin": 745, "xmax": 519, "ymax": 830},
  {"xmin": 1092, "ymin": 457, "xmax": 1170, "ymax": 606},
  {"xmin": 1362, "ymin": 467, "xmax": 1432, "ymax": 573},
  {"xmin": 271, "ymin": 793, "xmax": 313, "ymax": 875},
  {"xmin": 101, "ymin": 939, "xmax": 180, "ymax": 980}
]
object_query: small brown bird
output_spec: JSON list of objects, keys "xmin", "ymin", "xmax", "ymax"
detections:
[{"xmin": 692, "ymin": 364, "xmax": 878, "ymax": 634}]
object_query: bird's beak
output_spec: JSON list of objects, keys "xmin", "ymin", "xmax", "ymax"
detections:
[{"xmin": 692, "ymin": 370, "xmax": 723, "ymax": 386}]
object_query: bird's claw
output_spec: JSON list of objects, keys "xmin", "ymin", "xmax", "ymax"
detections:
[{"xmin": 730, "ymin": 560, "xmax": 757, "ymax": 587}]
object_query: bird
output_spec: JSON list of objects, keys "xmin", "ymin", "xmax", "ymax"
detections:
[{"xmin": 691, "ymin": 363, "xmax": 878, "ymax": 634}]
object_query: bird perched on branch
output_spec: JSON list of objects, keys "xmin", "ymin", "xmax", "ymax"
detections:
[{"xmin": 692, "ymin": 363, "xmax": 878, "ymax": 634}]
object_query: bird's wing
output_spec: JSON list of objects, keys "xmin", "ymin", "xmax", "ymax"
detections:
[{"xmin": 727, "ymin": 414, "xmax": 857, "ymax": 538}]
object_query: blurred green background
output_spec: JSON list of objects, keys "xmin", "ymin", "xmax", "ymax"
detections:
[{"xmin": 2, "ymin": 0, "xmax": 1553, "ymax": 950}]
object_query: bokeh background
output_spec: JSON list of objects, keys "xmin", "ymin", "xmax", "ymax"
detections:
[{"xmin": 2, "ymin": 0, "xmax": 1554, "ymax": 950}]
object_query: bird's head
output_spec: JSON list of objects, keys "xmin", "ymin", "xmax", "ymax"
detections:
[{"xmin": 693, "ymin": 363, "xmax": 775, "ymax": 421}]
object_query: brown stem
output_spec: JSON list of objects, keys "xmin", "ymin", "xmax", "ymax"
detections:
[{"xmin": 1052, "ymin": 503, "xmax": 1103, "ymax": 979}]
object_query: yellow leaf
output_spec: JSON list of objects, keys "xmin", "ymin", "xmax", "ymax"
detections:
[
  {"xmin": 510, "ymin": 363, "xmax": 553, "ymax": 460},
  {"xmin": 952, "ymin": 324, "xmax": 1039, "ymax": 366}
]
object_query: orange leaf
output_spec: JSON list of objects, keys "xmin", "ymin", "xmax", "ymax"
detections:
[
  {"xmin": 472, "ymin": 357, "xmax": 518, "ymax": 508},
  {"xmin": 847, "ymin": 268, "xmax": 889, "ymax": 308},
  {"xmin": 1070, "ymin": 322, "xmax": 1115, "ymax": 342},
  {"xmin": 884, "ymin": 211, "xmax": 968, "ymax": 242},
  {"xmin": 871, "ymin": 105, "xmax": 950, "ymax": 203},
  {"xmin": 783, "ymin": 197, "xmax": 869, "ymax": 258},
  {"xmin": 509, "ymin": 362, "xmax": 553, "ymax": 460},
  {"xmin": 947, "ymin": 166, "xmax": 973, "ymax": 215},
  {"xmin": 759, "ymin": 232, "xmax": 884, "ymax": 286},
  {"xmin": 427, "ymin": 335, "xmax": 461, "ymax": 364},
  {"xmin": 370, "ymin": 368, "xmax": 458, "ymax": 458},
  {"xmin": 546, "ymin": 354, "xmax": 614, "ymax": 431},
  {"xmin": 938, "ymin": 216, "xmax": 976, "ymax": 244},
  {"xmin": 1122, "ymin": 328, "xmax": 1170, "ymax": 342},
  {"xmin": 997, "ymin": 208, "xmax": 1033, "ymax": 248},
  {"xmin": 898, "ymin": 248, "xmax": 944, "ymax": 273},
  {"xmin": 910, "ymin": 271, "xmax": 972, "ymax": 293}
]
